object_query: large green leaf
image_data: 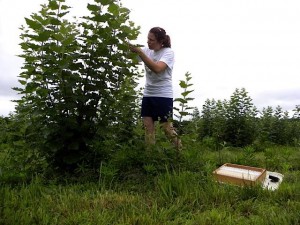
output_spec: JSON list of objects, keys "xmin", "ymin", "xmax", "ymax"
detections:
[
  {"xmin": 37, "ymin": 30, "xmax": 51, "ymax": 42},
  {"xmin": 87, "ymin": 4, "xmax": 99, "ymax": 12},
  {"xmin": 50, "ymin": 17, "xmax": 61, "ymax": 25},
  {"xmin": 36, "ymin": 87, "xmax": 49, "ymax": 97},
  {"xmin": 174, "ymin": 98, "xmax": 188, "ymax": 104},
  {"xmin": 49, "ymin": 1, "xmax": 59, "ymax": 10},
  {"xmin": 93, "ymin": 14, "xmax": 108, "ymax": 23},
  {"xmin": 18, "ymin": 79, "xmax": 27, "ymax": 85},
  {"xmin": 24, "ymin": 82, "xmax": 38, "ymax": 93},
  {"xmin": 179, "ymin": 80, "xmax": 188, "ymax": 88},
  {"xmin": 25, "ymin": 18, "xmax": 42, "ymax": 30},
  {"xmin": 108, "ymin": 3, "xmax": 119, "ymax": 15},
  {"xmin": 96, "ymin": 0, "xmax": 112, "ymax": 5},
  {"xmin": 61, "ymin": 5, "xmax": 71, "ymax": 10},
  {"xmin": 181, "ymin": 90, "xmax": 194, "ymax": 97},
  {"xmin": 52, "ymin": 33, "xmax": 64, "ymax": 41}
]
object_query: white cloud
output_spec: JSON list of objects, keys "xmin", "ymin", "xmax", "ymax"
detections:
[
  {"xmin": 0, "ymin": 0, "xmax": 300, "ymax": 117},
  {"xmin": 0, "ymin": 96, "xmax": 17, "ymax": 116}
]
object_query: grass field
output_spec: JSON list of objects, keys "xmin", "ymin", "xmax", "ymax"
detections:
[{"xmin": 1, "ymin": 146, "xmax": 299, "ymax": 225}]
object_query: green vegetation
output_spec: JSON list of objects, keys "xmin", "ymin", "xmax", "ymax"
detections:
[
  {"xmin": 0, "ymin": 0, "xmax": 299, "ymax": 224},
  {"xmin": 1, "ymin": 147, "xmax": 300, "ymax": 225}
]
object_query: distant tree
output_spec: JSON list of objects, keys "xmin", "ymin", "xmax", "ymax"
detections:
[
  {"xmin": 191, "ymin": 107, "xmax": 200, "ymax": 121},
  {"xmin": 212, "ymin": 99, "xmax": 227, "ymax": 142},
  {"xmin": 258, "ymin": 106, "xmax": 275, "ymax": 143},
  {"xmin": 258, "ymin": 105, "xmax": 295, "ymax": 145},
  {"xmin": 199, "ymin": 99, "xmax": 216, "ymax": 139},
  {"xmin": 223, "ymin": 88, "xmax": 258, "ymax": 147},
  {"xmin": 184, "ymin": 107, "xmax": 200, "ymax": 135},
  {"xmin": 291, "ymin": 105, "xmax": 300, "ymax": 145},
  {"xmin": 0, "ymin": 116, "xmax": 9, "ymax": 144},
  {"xmin": 292, "ymin": 105, "xmax": 300, "ymax": 119},
  {"xmin": 196, "ymin": 90, "xmax": 300, "ymax": 148},
  {"xmin": 270, "ymin": 106, "xmax": 290, "ymax": 145},
  {"xmin": 14, "ymin": 0, "xmax": 140, "ymax": 172},
  {"xmin": 199, "ymin": 99, "xmax": 227, "ymax": 148}
]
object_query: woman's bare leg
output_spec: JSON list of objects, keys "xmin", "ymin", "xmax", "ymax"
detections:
[
  {"xmin": 143, "ymin": 117, "xmax": 155, "ymax": 145},
  {"xmin": 161, "ymin": 122, "xmax": 182, "ymax": 150}
]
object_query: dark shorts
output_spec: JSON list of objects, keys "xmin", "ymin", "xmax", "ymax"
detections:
[{"xmin": 141, "ymin": 97, "xmax": 173, "ymax": 122}]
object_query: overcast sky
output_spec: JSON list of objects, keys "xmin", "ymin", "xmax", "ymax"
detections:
[{"xmin": 1, "ymin": 0, "xmax": 300, "ymax": 117}]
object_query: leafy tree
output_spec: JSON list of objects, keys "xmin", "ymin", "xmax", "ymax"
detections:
[
  {"xmin": 174, "ymin": 72, "xmax": 195, "ymax": 123},
  {"xmin": 291, "ymin": 105, "xmax": 300, "ymax": 145},
  {"xmin": 191, "ymin": 107, "xmax": 200, "ymax": 121},
  {"xmin": 201, "ymin": 89, "xmax": 259, "ymax": 148},
  {"xmin": 223, "ymin": 88, "xmax": 258, "ymax": 147},
  {"xmin": 187, "ymin": 107, "xmax": 201, "ymax": 136},
  {"xmin": 260, "ymin": 106, "xmax": 290, "ymax": 144},
  {"xmin": 174, "ymin": 72, "xmax": 195, "ymax": 136},
  {"xmin": 258, "ymin": 106, "xmax": 275, "ymax": 144},
  {"xmin": 212, "ymin": 99, "xmax": 227, "ymax": 143},
  {"xmin": 172, "ymin": 72, "xmax": 195, "ymax": 152},
  {"xmin": 14, "ymin": 0, "xmax": 140, "ymax": 172},
  {"xmin": 199, "ymin": 99, "xmax": 225, "ymax": 137},
  {"xmin": 197, "ymin": 90, "xmax": 300, "ymax": 148},
  {"xmin": 0, "ymin": 116, "xmax": 9, "ymax": 145},
  {"xmin": 270, "ymin": 106, "xmax": 290, "ymax": 145},
  {"xmin": 258, "ymin": 106, "xmax": 294, "ymax": 145},
  {"xmin": 199, "ymin": 99, "xmax": 215, "ymax": 139},
  {"xmin": 292, "ymin": 105, "xmax": 300, "ymax": 119}
]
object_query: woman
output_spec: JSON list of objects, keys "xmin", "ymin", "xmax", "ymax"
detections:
[{"xmin": 129, "ymin": 27, "xmax": 182, "ymax": 149}]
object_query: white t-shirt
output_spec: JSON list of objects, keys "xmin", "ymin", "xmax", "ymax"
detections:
[{"xmin": 141, "ymin": 47, "xmax": 174, "ymax": 98}]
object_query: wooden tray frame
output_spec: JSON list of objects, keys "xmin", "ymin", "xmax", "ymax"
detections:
[{"xmin": 213, "ymin": 163, "xmax": 267, "ymax": 186}]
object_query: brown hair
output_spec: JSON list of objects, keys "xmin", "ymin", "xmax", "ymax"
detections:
[{"xmin": 149, "ymin": 27, "xmax": 171, "ymax": 48}]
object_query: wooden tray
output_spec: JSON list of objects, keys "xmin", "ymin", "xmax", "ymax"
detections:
[{"xmin": 213, "ymin": 163, "xmax": 267, "ymax": 186}]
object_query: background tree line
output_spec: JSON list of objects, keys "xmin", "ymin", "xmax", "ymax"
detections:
[{"xmin": 191, "ymin": 88, "xmax": 300, "ymax": 149}]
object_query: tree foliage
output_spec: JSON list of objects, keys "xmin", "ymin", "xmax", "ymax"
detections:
[
  {"xmin": 197, "ymin": 88, "xmax": 300, "ymax": 148},
  {"xmin": 223, "ymin": 88, "xmax": 258, "ymax": 146},
  {"xmin": 174, "ymin": 72, "xmax": 195, "ymax": 123},
  {"xmin": 199, "ymin": 99, "xmax": 227, "ymax": 144},
  {"xmin": 200, "ymin": 88, "xmax": 258, "ymax": 147},
  {"xmin": 14, "ymin": 0, "xmax": 141, "ymax": 172},
  {"xmin": 259, "ymin": 105, "xmax": 296, "ymax": 145}
]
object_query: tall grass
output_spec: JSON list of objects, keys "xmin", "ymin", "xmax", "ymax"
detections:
[{"xmin": 1, "ymin": 146, "xmax": 299, "ymax": 225}]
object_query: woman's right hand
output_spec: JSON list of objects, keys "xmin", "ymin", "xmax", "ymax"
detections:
[{"xmin": 128, "ymin": 43, "xmax": 142, "ymax": 54}]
